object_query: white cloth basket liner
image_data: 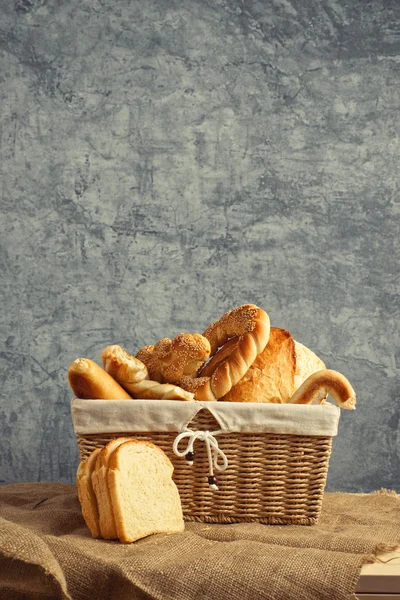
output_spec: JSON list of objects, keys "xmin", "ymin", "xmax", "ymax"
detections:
[{"xmin": 71, "ymin": 399, "xmax": 340, "ymax": 437}]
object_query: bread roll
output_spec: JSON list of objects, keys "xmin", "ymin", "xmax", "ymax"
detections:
[
  {"xmin": 68, "ymin": 358, "xmax": 132, "ymax": 400},
  {"xmin": 215, "ymin": 328, "xmax": 326, "ymax": 403},
  {"xmin": 108, "ymin": 440, "xmax": 184, "ymax": 543},
  {"xmin": 136, "ymin": 333, "xmax": 211, "ymax": 383},
  {"xmin": 179, "ymin": 304, "xmax": 271, "ymax": 401},
  {"xmin": 76, "ymin": 448, "xmax": 102, "ymax": 538},
  {"xmin": 101, "ymin": 345, "xmax": 148, "ymax": 387},
  {"xmin": 289, "ymin": 369, "xmax": 356, "ymax": 409},
  {"xmin": 127, "ymin": 380, "xmax": 194, "ymax": 401}
]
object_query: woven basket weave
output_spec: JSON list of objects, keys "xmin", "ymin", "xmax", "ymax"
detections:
[{"xmin": 76, "ymin": 408, "xmax": 333, "ymax": 525}]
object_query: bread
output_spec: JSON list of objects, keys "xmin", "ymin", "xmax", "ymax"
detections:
[
  {"xmin": 215, "ymin": 327, "xmax": 326, "ymax": 403},
  {"xmin": 82, "ymin": 439, "xmax": 185, "ymax": 543},
  {"xmin": 101, "ymin": 345, "xmax": 148, "ymax": 388},
  {"xmin": 76, "ymin": 447, "xmax": 102, "ymax": 538},
  {"xmin": 135, "ymin": 345, "xmax": 160, "ymax": 379},
  {"xmin": 68, "ymin": 358, "xmax": 132, "ymax": 400},
  {"xmin": 127, "ymin": 380, "xmax": 194, "ymax": 401},
  {"xmin": 91, "ymin": 437, "xmax": 133, "ymax": 539},
  {"xmin": 179, "ymin": 304, "xmax": 271, "ymax": 401},
  {"xmin": 288, "ymin": 369, "xmax": 356, "ymax": 409},
  {"xmin": 136, "ymin": 333, "xmax": 211, "ymax": 383},
  {"xmin": 108, "ymin": 439, "xmax": 184, "ymax": 543},
  {"xmin": 293, "ymin": 340, "xmax": 326, "ymax": 390}
]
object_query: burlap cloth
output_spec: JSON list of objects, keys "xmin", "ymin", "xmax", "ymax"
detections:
[{"xmin": 0, "ymin": 483, "xmax": 399, "ymax": 600}]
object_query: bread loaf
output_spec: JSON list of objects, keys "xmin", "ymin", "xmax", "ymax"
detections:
[
  {"xmin": 80, "ymin": 439, "xmax": 185, "ymax": 543},
  {"xmin": 68, "ymin": 358, "xmax": 132, "ymax": 400},
  {"xmin": 213, "ymin": 328, "xmax": 326, "ymax": 403},
  {"xmin": 108, "ymin": 439, "xmax": 184, "ymax": 543},
  {"xmin": 293, "ymin": 340, "xmax": 327, "ymax": 391}
]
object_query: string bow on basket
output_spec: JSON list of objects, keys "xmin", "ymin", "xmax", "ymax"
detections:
[{"xmin": 172, "ymin": 428, "xmax": 229, "ymax": 490}]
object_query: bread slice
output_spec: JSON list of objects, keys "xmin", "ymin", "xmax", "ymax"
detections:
[
  {"xmin": 91, "ymin": 437, "xmax": 133, "ymax": 539},
  {"xmin": 107, "ymin": 440, "xmax": 184, "ymax": 543},
  {"xmin": 68, "ymin": 358, "xmax": 132, "ymax": 400},
  {"xmin": 76, "ymin": 447, "xmax": 102, "ymax": 538}
]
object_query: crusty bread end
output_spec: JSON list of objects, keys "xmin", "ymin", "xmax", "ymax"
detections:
[{"xmin": 76, "ymin": 447, "xmax": 102, "ymax": 538}]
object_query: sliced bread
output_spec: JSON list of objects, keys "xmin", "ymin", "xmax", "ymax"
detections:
[
  {"xmin": 91, "ymin": 437, "xmax": 133, "ymax": 539},
  {"xmin": 107, "ymin": 440, "xmax": 184, "ymax": 543},
  {"xmin": 76, "ymin": 447, "xmax": 102, "ymax": 538}
]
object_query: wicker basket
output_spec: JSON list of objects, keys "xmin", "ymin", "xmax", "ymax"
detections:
[{"xmin": 72, "ymin": 399, "xmax": 339, "ymax": 525}]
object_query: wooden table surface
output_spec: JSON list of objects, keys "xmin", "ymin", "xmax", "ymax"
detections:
[{"xmin": 356, "ymin": 549, "xmax": 400, "ymax": 599}]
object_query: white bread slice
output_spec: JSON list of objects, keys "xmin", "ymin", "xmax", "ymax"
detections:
[
  {"xmin": 76, "ymin": 447, "xmax": 102, "ymax": 538},
  {"xmin": 91, "ymin": 437, "xmax": 133, "ymax": 539},
  {"xmin": 107, "ymin": 440, "xmax": 184, "ymax": 544}
]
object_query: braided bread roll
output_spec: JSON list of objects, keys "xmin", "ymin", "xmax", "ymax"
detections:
[
  {"xmin": 136, "ymin": 334, "xmax": 211, "ymax": 383},
  {"xmin": 179, "ymin": 304, "xmax": 271, "ymax": 401},
  {"xmin": 288, "ymin": 369, "xmax": 356, "ymax": 409},
  {"xmin": 214, "ymin": 328, "xmax": 326, "ymax": 404},
  {"xmin": 127, "ymin": 380, "xmax": 194, "ymax": 402}
]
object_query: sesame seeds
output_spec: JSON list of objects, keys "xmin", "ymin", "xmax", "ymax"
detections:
[
  {"xmin": 134, "ymin": 304, "xmax": 270, "ymax": 401},
  {"xmin": 136, "ymin": 333, "xmax": 211, "ymax": 385}
]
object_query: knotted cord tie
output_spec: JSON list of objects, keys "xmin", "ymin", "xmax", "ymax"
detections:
[{"xmin": 172, "ymin": 428, "xmax": 229, "ymax": 490}]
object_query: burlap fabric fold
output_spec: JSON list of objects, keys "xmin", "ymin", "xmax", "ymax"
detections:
[{"xmin": 0, "ymin": 483, "xmax": 399, "ymax": 600}]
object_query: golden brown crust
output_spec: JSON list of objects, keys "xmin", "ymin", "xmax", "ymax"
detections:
[
  {"xmin": 127, "ymin": 380, "xmax": 194, "ymax": 401},
  {"xmin": 135, "ymin": 334, "xmax": 211, "ymax": 384},
  {"xmin": 288, "ymin": 369, "xmax": 356, "ymax": 409},
  {"xmin": 219, "ymin": 328, "xmax": 296, "ymax": 403},
  {"xmin": 96, "ymin": 437, "xmax": 133, "ymax": 470},
  {"xmin": 101, "ymin": 345, "xmax": 148, "ymax": 388},
  {"xmin": 179, "ymin": 304, "xmax": 271, "ymax": 401},
  {"xmin": 76, "ymin": 448, "xmax": 102, "ymax": 538},
  {"xmin": 68, "ymin": 358, "xmax": 132, "ymax": 400}
]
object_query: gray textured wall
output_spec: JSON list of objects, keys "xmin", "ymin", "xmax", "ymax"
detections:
[{"xmin": 1, "ymin": 0, "xmax": 399, "ymax": 491}]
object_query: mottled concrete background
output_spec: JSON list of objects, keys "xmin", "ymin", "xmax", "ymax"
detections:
[{"xmin": 0, "ymin": 0, "xmax": 399, "ymax": 491}]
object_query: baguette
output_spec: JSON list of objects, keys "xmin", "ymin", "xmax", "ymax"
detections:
[
  {"xmin": 127, "ymin": 379, "xmax": 194, "ymax": 401},
  {"xmin": 179, "ymin": 304, "xmax": 271, "ymax": 400},
  {"xmin": 68, "ymin": 358, "xmax": 132, "ymax": 400}
]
